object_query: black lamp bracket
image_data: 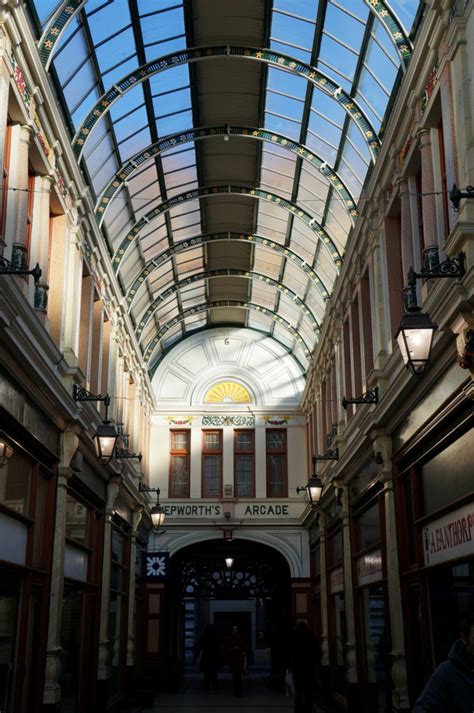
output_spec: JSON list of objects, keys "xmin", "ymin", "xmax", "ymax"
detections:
[
  {"xmin": 73, "ymin": 384, "xmax": 111, "ymax": 420},
  {"xmin": 0, "ymin": 257, "xmax": 42, "ymax": 284},
  {"xmin": 406, "ymin": 252, "xmax": 465, "ymax": 310},
  {"xmin": 342, "ymin": 386, "xmax": 378, "ymax": 411},
  {"xmin": 115, "ymin": 447, "xmax": 142, "ymax": 461},
  {"xmin": 139, "ymin": 484, "xmax": 160, "ymax": 496},
  {"xmin": 314, "ymin": 448, "xmax": 339, "ymax": 461},
  {"xmin": 450, "ymin": 184, "xmax": 474, "ymax": 211}
]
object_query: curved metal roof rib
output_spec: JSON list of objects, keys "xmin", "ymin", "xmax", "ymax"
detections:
[
  {"xmin": 95, "ymin": 126, "xmax": 359, "ymax": 226},
  {"xmin": 112, "ymin": 185, "xmax": 343, "ymax": 271},
  {"xmin": 28, "ymin": 0, "xmax": 421, "ymax": 375},
  {"xmin": 72, "ymin": 47, "xmax": 381, "ymax": 162}
]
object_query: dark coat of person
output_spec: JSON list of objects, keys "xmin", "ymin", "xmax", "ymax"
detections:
[
  {"xmin": 197, "ymin": 624, "xmax": 220, "ymax": 674},
  {"xmin": 413, "ymin": 638, "xmax": 474, "ymax": 713},
  {"xmin": 288, "ymin": 622, "xmax": 319, "ymax": 713}
]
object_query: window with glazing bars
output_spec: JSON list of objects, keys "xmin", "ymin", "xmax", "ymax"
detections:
[
  {"xmin": 266, "ymin": 429, "xmax": 287, "ymax": 497},
  {"xmin": 234, "ymin": 430, "xmax": 255, "ymax": 497},
  {"xmin": 169, "ymin": 430, "xmax": 190, "ymax": 498},
  {"xmin": 202, "ymin": 430, "xmax": 222, "ymax": 497}
]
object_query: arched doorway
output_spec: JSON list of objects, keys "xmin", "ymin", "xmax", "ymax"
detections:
[{"xmin": 165, "ymin": 538, "xmax": 292, "ymax": 682}]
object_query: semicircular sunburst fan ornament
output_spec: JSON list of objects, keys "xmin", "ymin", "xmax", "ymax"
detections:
[{"xmin": 204, "ymin": 381, "xmax": 252, "ymax": 404}]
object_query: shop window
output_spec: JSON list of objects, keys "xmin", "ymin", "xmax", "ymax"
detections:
[
  {"xmin": 328, "ymin": 529, "xmax": 343, "ymax": 568},
  {"xmin": 0, "ymin": 571, "xmax": 20, "ymax": 713},
  {"xmin": 420, "ymin": 429, "xmax": 474, "ymax": 516},
  {"xmin": 65, "ymin": 494, "xmax": 88, "ymax": 545},
  {"xmin": 0, "ymin": 447, "xmax": 31, "ymax": 516},
  {"xmin": 202, "ymin": 430, "xmax": 222, "ymax": 497},
  {"xmin": 109, "ymin": 524, "xmax": 130, "ymax": 694},
  {"xmin": 266, "ymin": 429, "xmax": 287, "ymax": 498},
  {"xmin": 169, "ymin": 430, "xmax": 190, "ymax": 498},
  {"xmin": 356, "ymin": 503, "xmax": 380, "ymax": 552},
  {"xmin": 349, "ymin": 459, "xmax": 379, "ymax": 501},
  {"xmin": 60, "ymin": 587, "xmax": 84, "ymax": 711},
  {"xmin": 234, "ymin": 430, "xmax": 255, "ymax": 497}
]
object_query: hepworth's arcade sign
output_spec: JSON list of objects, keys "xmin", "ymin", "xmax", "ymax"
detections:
[{"xmin": 162, "ymin": 501, "xmax": 300, "ymax": 518}]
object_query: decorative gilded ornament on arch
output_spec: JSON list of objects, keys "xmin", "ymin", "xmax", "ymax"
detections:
[{"xmin": 204, "ymin": 382, "xmax": 252, "ymax": 404}]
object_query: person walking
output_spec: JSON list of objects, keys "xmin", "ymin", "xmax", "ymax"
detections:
[
  {"xmin": 196, "ymin": 624, "xmax": 220, "ymax": 692},
  {"xmin": 413, "ymin": 614, "xmax": 474, "ymax": 712},
  {"xmin": 226, "ymin": 624, "xmax": 247, "ymax": 697},
  {"xmin": 288, "ymin": 620, "xmax": 319, "ymax": 713}
]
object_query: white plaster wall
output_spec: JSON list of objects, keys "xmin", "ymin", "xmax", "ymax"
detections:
[{"xmin": 151, "ymin": 327, "xmax": 305, "ymax": 410}]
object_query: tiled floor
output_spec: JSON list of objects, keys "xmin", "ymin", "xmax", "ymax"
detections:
[{"xmin": 122, "ymin": 673, "xmax": 326, "ymax": 712}]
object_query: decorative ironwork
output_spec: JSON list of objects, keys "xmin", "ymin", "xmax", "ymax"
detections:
[
  {"xmin": 314, "ymin": 448, "xmax": 339, "ymax": 461},
  {"xmin": 0, "ymin": 257, "xmax": 42, "ymax": 284},
  {"xmin": 142, "ymin": 301, "xmax": 312, "ymax": 366},
  {"xmin": 129, "ymin": 267, "xmax": 320, "ymax": 333},
  {"xmin": 367, "ymin": 1, "xmax": 413, "ymax": 67},
  {"xmin": 73, "ymin": 384, "xmax": 109, "ymax": 404},
  {"xmin": 450, "ymin": 184, "xmax": 474, "ymax": 211},
  {"xmin": 112, "ymin": 185, "xmax": 342, "ymax": 273},
  {"xmin": 202, "ymin": 416, "xmax": 255, "ymax": 427},
  {"xmin": 405, "ymin": 252, "xmax": 465, "ymax": 309},
  {"xmin": 180, "ymin": 559, "xmax": 271, "ymax": 599},
  {"xmin": 72, "ymin": 47, "xmax": 380, "ymax": 162},
  {"xmin": 115, "ymin": 447, "xmax": 142, "ymax": 461},
  {"xmin": 38, "ymin": 0, "xmax": 85, "ymax": 68},
  {"xmin": 342, "ymin": 387, "xmax": 379, "ymax": 411},
  {"xmin": 96, "ymin": 126, "xmax": 358, "ymax": 225}
]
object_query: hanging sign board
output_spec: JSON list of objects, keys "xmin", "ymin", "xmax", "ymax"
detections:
[
  {"xmin": 145, "ymin": 552, "xmax": 170, "ymax": 581},
  {"xmin": 357, "ymin": 549, "xmax": 383, "ymax": 586},
  {"xmin": 422, "ymin": 503, "xmax": 474, "ymax": 568}
]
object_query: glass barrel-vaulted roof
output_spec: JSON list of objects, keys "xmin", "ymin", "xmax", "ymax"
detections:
[{"xmin": 28, "ymin": 0, "xmax": 421, "ymax": 375}]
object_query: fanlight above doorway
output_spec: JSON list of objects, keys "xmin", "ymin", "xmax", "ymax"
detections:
[{"xmin": 204, "ymin": 382, "xmax": 252, "ymax": 404}]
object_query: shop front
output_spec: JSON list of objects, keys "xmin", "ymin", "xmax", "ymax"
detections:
[
  {"xmin": 351, "ymin": 478, "xmax": 391, "ymax": 713},
  {"xmin": 0, "ymin": 402, "xmax": 57, "ymax": 713},
  {"xmin": 394, "ymin": 385, "xmax": 474, "ymax": 706}
]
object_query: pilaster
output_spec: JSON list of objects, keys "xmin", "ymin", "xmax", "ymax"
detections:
[
  {"xmin": 373, "ymin": 434, "xmax": 410, "ymax": 712},
  {"xmin": 43, "ymin": 429, "xmax": 78, "ymax": 707},
  {"xmin": 338, "ymin": 483, "xmax": 357, "ymax": 693},
  {"xmin": 97, "ymin": 476, "xmax": 121, "ymax": 681},
  {"xmin": 418, "ymin": 129, "xmax": 438, "ymax": 252},
  {"xmin": 4, "ymin": 123, "xmax": 32, "ymax": 264},
  {"xmin": 127, "ymin": 507, "xmax": 143, "ymax": 667}
]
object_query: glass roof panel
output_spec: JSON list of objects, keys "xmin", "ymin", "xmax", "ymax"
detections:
[
  {"xmin": 389, "ymin": 0, "xmax": 420, "ymax": 30},
  {"xmin": 325, "ymin": 2, "xmax": 366, "ymax": 47},
  {"xmin": 85, "ymin": 1, "xmax": 131, "ymax": 42},
  {"xmin": 29, "ymin": 0, "xmax": 421, "ymax": 372}
]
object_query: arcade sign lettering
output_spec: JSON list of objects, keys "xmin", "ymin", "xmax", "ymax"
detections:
[
  {"xmin": 423, "ymin": 503, "xmax": 474, "ymax": 568},
  {"xmin": 163, "ymin": 503, "xmax": 290, "ymax": 517}
]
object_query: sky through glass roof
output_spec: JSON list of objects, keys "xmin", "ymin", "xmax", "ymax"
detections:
[{"xmin": 28, "ymin": 0, "xmax": 421, "ymax": 374}]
